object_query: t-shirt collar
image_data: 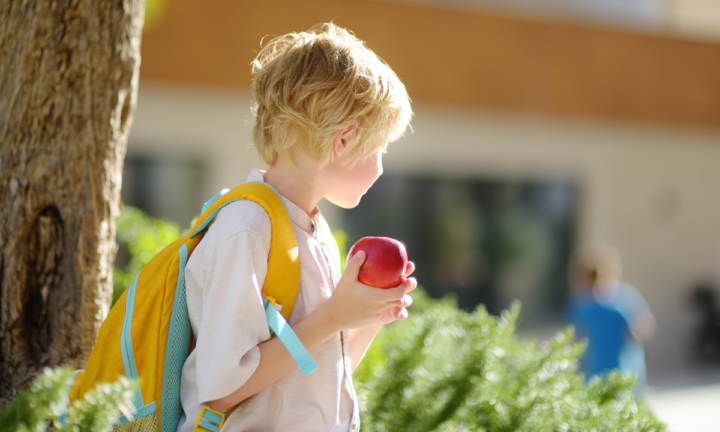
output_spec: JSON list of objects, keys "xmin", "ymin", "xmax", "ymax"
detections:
[{"xmin": 247, "ymin": 168, "xmax": 321, "ymax": 235}]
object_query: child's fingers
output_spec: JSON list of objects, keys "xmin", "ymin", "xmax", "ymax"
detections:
[
  {"xmin": 404, "ymin": 261, "xmax": 416, "ymax": 277},
  {"xmin": 399, "ymin": 294, "xmax": 413, "ymax": 308},
  {"xmin": 372, "ymin": 278, "xmax": 416, "ymax": 305},
  {"xmin": 396, "ymin": 307, "xmax": 409, "ymax": 320},
  {"xmin": 343, "ymin": 251, "xmax": 366, "ymax": 279},
  {"xmin": 404, "ymin": 277, "xmax": 417, "ymax": 293},
  {"xmin": 377, "ymin": 283, "xmax": 408, "ymax": 302},
  {"xmin": 393, "ymin": 294, "xmax": 413, "ymax": 308}
]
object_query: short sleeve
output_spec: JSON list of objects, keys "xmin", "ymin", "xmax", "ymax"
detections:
[
  {"xmin": 193, "ymin": 230, "xmax": 271, "ymax": 404},
  {"xmin": 613, "ymin": 283, "xmax": 652, "ymax": 325}
]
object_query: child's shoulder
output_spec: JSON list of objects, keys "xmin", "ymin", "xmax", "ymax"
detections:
[{"xmin": 204, "ymin": 199, "xmax": 272, "ymax": 250}]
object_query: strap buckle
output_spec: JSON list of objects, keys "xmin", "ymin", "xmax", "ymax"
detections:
[
  {"xmin": 194, "ymin": 407, "xmax": 226, "ymax": 432},
  {"xmin": 262, "ymin": 298, "xmax": 318, "ymax": 376}
]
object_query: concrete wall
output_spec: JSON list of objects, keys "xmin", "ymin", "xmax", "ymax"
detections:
[{"xmin": 128, "ymin": 83, "xmax": 720, "ymax": 373}]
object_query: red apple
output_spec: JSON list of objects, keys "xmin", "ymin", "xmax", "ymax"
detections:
[{"xmin": 348, "ymin": 236, "xmax": 408, "ymax": 289}]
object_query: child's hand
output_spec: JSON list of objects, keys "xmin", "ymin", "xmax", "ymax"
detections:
[
  {"xmin": 323, "ymin": 251, "xmax": 415, "ymax": 330},
  {"xmin": 376, "ymin": 261, "xmax": 416, "ymax": 325}
]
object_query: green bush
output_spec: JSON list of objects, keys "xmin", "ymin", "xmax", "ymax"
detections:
[
  {"xmin": 112, "ymin": 206, "xmax": 182, "ymax": 306},
  {"xmin": 0, "ymin": 368, "xmax": 136, "ymax": 432},
  {"xmin": 354, "ymin": 292, "xmax": 666, "ymax": 431}
]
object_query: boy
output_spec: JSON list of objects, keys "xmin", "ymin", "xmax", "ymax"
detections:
[
  {"xmin": 177, "ymin": 23, "xmax": 415, "ymax": 432},
  {"xmin": 566, "ymin": 243, "xmax": 655, "ymax": 396}
]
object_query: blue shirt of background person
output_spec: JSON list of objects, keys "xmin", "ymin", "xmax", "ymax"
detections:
[
  {"xmin": 567, "ymin": 282, "xmax": 652, "ymax": 394},
  {"xmin": 568, "ymin": 291, "xmax": 630, "ymax": 376}
]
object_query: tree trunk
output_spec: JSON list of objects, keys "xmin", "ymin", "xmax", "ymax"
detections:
[{"xmin": 0, "ymin": 0, "xmax": 145, "ymax": 404}]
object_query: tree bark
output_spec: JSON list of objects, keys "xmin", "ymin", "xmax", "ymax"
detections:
[{"xmin": 0, "ymin": 0, "xmax": 145, "ymax": 403}]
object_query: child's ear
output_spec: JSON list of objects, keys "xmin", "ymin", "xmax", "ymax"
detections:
[{"xmin": 333, "ymin": 122, "xmax": 359, "ymax": 158}]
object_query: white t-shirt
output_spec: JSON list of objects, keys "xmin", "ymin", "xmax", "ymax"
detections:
[{"xmin": 177, "ymin": 169, "xmax": 359, "ymax": 432}]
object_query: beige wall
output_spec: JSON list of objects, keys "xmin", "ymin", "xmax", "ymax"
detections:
[
  {"xmin": 670, "ymin": 0, "xmax": 720, "ymax": 41},
  {"xmin": 127, "ymin": 84, "xmax": 261, "ymax": 196},
  {"xmin": 128, "ymin": 84, "xmax": 720, "ymax": 373}
]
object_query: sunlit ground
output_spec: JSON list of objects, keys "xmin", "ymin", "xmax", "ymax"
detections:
[{"xmin": 647, "ymin": 369, "xmax": 720, "ymax": 432}]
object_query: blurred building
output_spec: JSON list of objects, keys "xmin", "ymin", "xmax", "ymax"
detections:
[{"xmin": 125, "ymin": 0, "xmax": 720, "ymax": 376}]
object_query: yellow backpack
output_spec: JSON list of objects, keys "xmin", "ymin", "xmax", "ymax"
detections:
[{"xmin": 63, "ymin": 181, "xmax": 317, "ymax": 432}]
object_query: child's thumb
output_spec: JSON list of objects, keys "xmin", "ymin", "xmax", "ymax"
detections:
[{"xmin": 345, "ymin": 250, "xmax": 366, "ymax": 277}]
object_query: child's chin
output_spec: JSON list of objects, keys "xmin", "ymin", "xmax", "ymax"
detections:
[{"xmin": 327, "ymin": 195, "xmax": 363, "ymax": 209}]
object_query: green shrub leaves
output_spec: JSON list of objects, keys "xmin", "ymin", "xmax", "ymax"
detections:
[{"xmin": 355, "ymin": 297, "xmax": 666, "ymax": 432}]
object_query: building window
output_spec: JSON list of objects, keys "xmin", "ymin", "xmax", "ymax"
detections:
[
  {"xmin": 342, "ymin": 176, "xmax": 578, "ymax": 325},
  {"xmin": 121, "ymin": 152, "xmax": 207, "ymax": 229}
]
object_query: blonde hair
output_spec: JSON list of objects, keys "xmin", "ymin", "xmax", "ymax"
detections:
[{"xmin": 251, "ymin": 23, "xmax": 412, "ymax": 166}]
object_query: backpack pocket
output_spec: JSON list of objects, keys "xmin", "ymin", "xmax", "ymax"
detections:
[{"xmin": 112, "ymin": 401, "xmax": 158, "ymax": 432}]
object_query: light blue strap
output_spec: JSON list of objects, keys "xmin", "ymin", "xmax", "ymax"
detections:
[
  {"xmin": 191, "ymin": 198, "xmax": 244, "ymax": 238},
  {"xmin": 120, "ymin": 272, "xmax": 144, "ymax": 410},
  {"xmin": 112, "ymin": 401, "xmax": 157, "ymax": 425},
  {"xmin": 263, "ymin": 299, "xmax": 318, "ymax": 376},
  {"xmin": 201, "ymin": 188, "xmax": 230, "ymax": 214},
  {"xmin": 161, "ymin": 243, "xmax": 192, "ymax": 432},
  {"xmin": 201, "ymin": 409, "xmax": 224, "ymax": 425},
  {"xmin": 198, "ymin": 420, "xmax": 219, "ymax": 432},
  {"xmin": 58, "ymin": 369, "xmax": 81, "ymax": 426}
]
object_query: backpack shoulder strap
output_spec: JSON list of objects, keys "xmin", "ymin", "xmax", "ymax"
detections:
[
  {"xmin": 191, "ymin": 182, "xmax": 317, "ymax": 429},
  {"xmin": 194, "ymin": 182, "xmax": 317, "ymax": 378},
  {"xmin": 190, "ymin": 181, "xmax": 301, "ymax": 321}
]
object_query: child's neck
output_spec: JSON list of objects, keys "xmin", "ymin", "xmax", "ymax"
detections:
[{"xmin": 263, "ymin": 155, "xmax": 323, "ymax": 219}]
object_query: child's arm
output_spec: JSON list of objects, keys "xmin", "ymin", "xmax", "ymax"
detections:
[
  {"xmin": 206, "ymin": 302, "xmax": 346, "ymax": 411},
  {"xmin": 206, "ymin": 251, "xmax": 409, "ymax": 411},
  {"xmin": 347, "ymin": 291, "xmax": 414, "ymax": 371},
  {"xmin": 347, "ymin": 263, "xmax": 416, "ymax": 370}
]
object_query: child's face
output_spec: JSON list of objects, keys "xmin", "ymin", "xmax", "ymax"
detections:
[{"xmin": 323, "ymin": 145, "xmax": 385, "ymax": 209}]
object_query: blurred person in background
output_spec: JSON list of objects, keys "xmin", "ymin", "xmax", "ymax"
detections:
[
  {"xmin": 566, "ymin": 244, "xmax": 656, "ymax": 395},
  {"xmin": 689, "ymin": 280, "xmax": 720, "ymax": 363}
]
